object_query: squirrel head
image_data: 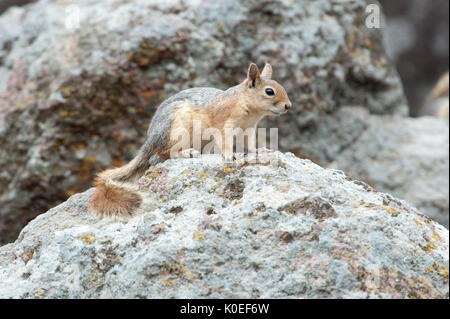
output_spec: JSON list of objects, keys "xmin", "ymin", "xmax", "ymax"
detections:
[{"xmin": 242, "ymin": 63, "xmax": 292, "ymax": 116}]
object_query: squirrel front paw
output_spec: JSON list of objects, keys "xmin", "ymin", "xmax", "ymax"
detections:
[
  {"xmin": 179, "ymin": 148, "xmax": 201, "ymax": 158},
  {"xmin": 222, "ymin": 152, "xmax": 236, "ymax": 163}
]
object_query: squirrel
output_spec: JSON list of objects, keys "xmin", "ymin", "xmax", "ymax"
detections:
[{"xmin": 89, "ymin": 63, "xmax": 292, "ymax": 217}]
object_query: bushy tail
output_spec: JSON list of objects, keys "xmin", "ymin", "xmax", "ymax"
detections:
[
  {"xmin": 89, "ymin": 175, "xmax": 142, "ymax": 217},
  {"xmin": 89, "ymin": 149, "xmax": 158, "ymax": 217}
]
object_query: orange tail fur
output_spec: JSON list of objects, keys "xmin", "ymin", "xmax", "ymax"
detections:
[
  {"xmin": 88, "ymin": 152, "xmax": 151, "ymax": 217},
  {"xmin": 89, "ymin": 176, "xmax": 142, "ymax": 217}
]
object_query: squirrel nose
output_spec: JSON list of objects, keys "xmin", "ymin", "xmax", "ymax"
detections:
[{"xmin": 285, "ymin": 103, "xmax": 292, "ymax": 110}]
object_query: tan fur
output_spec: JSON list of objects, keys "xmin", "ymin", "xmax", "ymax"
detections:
[
  {"xmin": 89, "ymin": 62, "xmax": 291, "ymax": 217},
  {"xmin": 430, "ymin": 72, "xmax": 449, "ymax": 119},
  {"xmin": 422, "ymin": 71, "xmax": 449, "ymax": 119},
  {"xmin": 89, "ymin": 177, "xmax": 141, "ymax": 217},
  {"xmin": 435, "ymin": 99, "xmax": 449, "ymax": 119},
  {"xmin": 430, "ymin": 72, "xmax": 449, "ymax": 100},
  {"xmin": 162, "ymin": 102, "xmax": 211, "ymax": 157}
]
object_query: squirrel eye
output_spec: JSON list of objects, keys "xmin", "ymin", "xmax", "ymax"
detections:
[{"xmin": 265, "ymin": 88, "xmax": 275, "ymax": 96}]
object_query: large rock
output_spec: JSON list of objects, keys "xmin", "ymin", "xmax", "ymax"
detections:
[
  {"xmin": 0, "ymin": 0, "xmax": 407, "ymax": 244},
  {"xmin": 0, "ymin": 152, "xmax": 448, "ymax": 298},
  {"xmin": 293, "ymin": 106, "xmax": 449, "ymax": 228},
  {"xmin": 330, "ymin": 108, "xmax": 449, "ymax": 227}
]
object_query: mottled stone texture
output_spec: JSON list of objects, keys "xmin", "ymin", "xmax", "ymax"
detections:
[
  {"xmin": 329, "ymin": 108, "xmax": 449, "ymax": 228},
  {"xmin": 0, "ymin": 152, "xmax": 447, "ymax": 298},
  {"xmin": 299, "ymin": 107, "xmax": 449, "ymax": 228}
]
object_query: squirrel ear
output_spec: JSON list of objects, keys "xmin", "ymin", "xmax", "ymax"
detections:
[
  {"xmin": 261, "ymin": 63, "xmax": 272, "ymax": 79},
  {"xmin": 247, "ymin": 63, "xmax": 261, "ymax": 88}
]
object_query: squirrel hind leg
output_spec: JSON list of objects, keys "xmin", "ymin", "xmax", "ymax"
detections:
[{"xmin": 89, "ymin": 177, "xmax": 142, "ymax": 217}]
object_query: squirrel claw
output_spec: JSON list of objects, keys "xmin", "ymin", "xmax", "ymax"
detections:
[{"xmin": 179, "ymin": 148, "xmax": 201, "ymax": 158}]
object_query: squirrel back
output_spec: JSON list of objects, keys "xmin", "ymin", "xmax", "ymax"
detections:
[{"xmin": 89, "ymin": 63, "xmax": 292, "ymax": 217}]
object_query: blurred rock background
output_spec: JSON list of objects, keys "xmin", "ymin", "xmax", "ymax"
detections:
[
  {"xmin": 0, "ymin": 0, "xmax": 448, "ymax": 244},
  {"xmin": 380, "ymin": 0, "xmax": 449, "ymax": 116},
  {"xmin": 3, "ymin": 0, "xmax": 447, "ymax": 117}
]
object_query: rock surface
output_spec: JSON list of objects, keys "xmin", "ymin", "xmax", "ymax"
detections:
[
  {"xmin": 0, "ymin": 0, "xmax": 407, "ymax": 244},
  {"xmin": 0, "ymin": 152, "xmax": 447, "ymax": 299},
  {"xmin": 295, "ymin": 106, "xmax": 449, "ymax": 228},
  {"xmin": 329, "ymin": 108, "xmax": 449, "ymax": 228}
]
